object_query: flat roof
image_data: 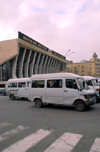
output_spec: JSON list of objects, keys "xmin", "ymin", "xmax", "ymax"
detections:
[
  {"xmin": 0, "ymin": 32, "xmax": 66, "ymax": 65},
  {"xmin": 31, "ymin": 72, "xmax": 82, "ymax": 79}
]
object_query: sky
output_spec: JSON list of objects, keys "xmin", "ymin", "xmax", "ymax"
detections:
[{"xmin": 0, "ymin": 0, "xmax": 100, "ymax": 62}]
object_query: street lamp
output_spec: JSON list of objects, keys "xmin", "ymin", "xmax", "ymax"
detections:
[
  {"xmin": 64, "ymin": 49, "xmax": 71, "ymax": 57},
  {"xmin": 64, "ymin": 49, "xmax": 75, "ymax": 59}
]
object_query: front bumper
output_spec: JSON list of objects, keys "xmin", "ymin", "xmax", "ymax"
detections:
[{"xmin": 85, "ymin": 97, "xmax": 96, "ymax": 106}]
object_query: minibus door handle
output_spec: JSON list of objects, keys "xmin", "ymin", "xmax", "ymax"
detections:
[{"xmin": 64, "ymin": 90, "xmax": 68, "ymax": 92}]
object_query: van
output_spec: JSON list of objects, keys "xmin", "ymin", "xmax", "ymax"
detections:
[
  {"xmin": 6, "ymin": 78, "xmax": 30, "ymax": 100},
  {"xmin": 28, "ymin": 73, "xmax": 96, "ymax": 111},
  {"xmin": 83, "ymin": 76, "xmax": 100, "ymax": 102}
]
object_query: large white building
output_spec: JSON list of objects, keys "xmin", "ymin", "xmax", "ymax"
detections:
[{"xmin": 0, "ymin": 32, "xmax": 66, "ymax": 84}]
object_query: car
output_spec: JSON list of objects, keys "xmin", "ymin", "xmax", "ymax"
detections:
[{"xmin": 0, "ymin": 88, "xmax": 6, "ymax": 96}]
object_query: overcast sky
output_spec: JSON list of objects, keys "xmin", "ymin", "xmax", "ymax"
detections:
[{"xmin": 0, "ymin": 0, "xmax": 100, "ymax": 62}]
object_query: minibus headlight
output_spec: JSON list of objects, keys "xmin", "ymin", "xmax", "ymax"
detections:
[{"xmin": 84, "ymin": 94, "xmax": 90, "ymax": 99}]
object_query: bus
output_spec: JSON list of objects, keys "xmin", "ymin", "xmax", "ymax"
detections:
[{"xmin": 6, "ymin": 78, "xmax": 30, "ymax": 100}]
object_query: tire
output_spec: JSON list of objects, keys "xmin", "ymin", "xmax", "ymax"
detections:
[
  {"xmin": 75, "ymin": 100, "xmax": 86, "ymax": 111},
  {"xmin": 35, "ymin": 99, "xmax": 43, "ymax": 108},
  {"xmin": 9, "ymin": 94, "xmax": 15, "ymax": 100}
]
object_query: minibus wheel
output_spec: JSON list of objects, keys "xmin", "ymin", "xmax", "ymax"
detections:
[
  {"xmin": 35, "ymin": 99, "xmax": 43, "ymax": 108},
  {"xmin": 9, "ymin": 94, "xmax": 15, "ymax": 100},
  {"xmin": 75, "ymin": 100, "xmax": 86, "ymax": 111}
]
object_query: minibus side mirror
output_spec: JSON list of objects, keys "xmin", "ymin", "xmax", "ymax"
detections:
[{"xmin": 78, "ymin": 88, "xmax": 82, "ymax": 91}]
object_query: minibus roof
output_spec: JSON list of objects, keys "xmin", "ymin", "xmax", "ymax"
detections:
[
  {"xmin": 7, "ymin": 78, "xmax": 30, "ymax": 82},
  {"xmin": 82, "ymin": 76, "xmax": 96, "ymax": 80},
  {"xmin": 31, "ymin": 72, "xmax": 82, "ymax": 79}
]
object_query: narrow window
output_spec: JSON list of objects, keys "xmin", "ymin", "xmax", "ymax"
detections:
[
  {"xmin": 18, "ymin": 82, "xmax": 26, "ymax": 88},
  {"xmin": 11, "ymin": 83, "xmax": 17, "ymax": 88},
  {"xmin": 32, "ymin": 80, "xmax": 44, "ymax": 88},
  {"xmin": 66, "ymin": 79, "xmax": 77, "ymax": 89},
  {"xmin": 47, "ymin": 79, "xmax": 62, "ymax": 88}
]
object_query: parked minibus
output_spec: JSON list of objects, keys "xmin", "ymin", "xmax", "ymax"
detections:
[
  {"xmin": 28, "ymin": 73, "xmax": 96, "ymax": 111},
  {"xmin": 6, "ymin": 78, "xmax": 30, "ymax": 100},
  {"xmin": 83, "ymin": 76, "xmax": 100, "ymax": 102}
]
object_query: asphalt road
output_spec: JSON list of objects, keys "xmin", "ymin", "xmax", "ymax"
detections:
[{"xmin": 0, "ymin": 96, "xmax": 100, "ymax": 152}]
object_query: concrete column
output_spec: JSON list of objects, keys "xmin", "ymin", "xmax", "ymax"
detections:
[
  {"xmin": 52, "ymin": 59, "xmax": 56, "ymax": 73},
  {"xmin": 49, "ymin": 58, "xmax": 54, "ymax": 73},
  {"xmin": 39, "ymin": 54, "xmax": 45, "ymax": 74},
  {"xmin": 35, "ymin": 53, "xmax": 41, "ymax": 74},
  {"xmin": 19, "ymin": 48, "xmax": 26, "ymax": 78},
  {"xmin": 47, "ymin": 57, "xmax": 52, "ymax": 73},
  {"xmin": 55, "ymin": 61, "xmax": 59, "ymax": 73},
  {"xmin": 43, "ymin": 55, "xmax": 48, "ymax": 73},
  {"xmin": 57, "ymin": 61, "xmax": 60, "ymax": 72},
  {"xmin": 52, "ymin": 58, "xmax": 55, "ymax": 73},
  {"xmin": 58, "ymin": 62, "xmax": 61, "ymax": 72},
  {"xmin": 53, "ymin": 59, "xmax": 57, "ymax": 73},
  {"xmin": 12, "ymin": 56, "xmax": 18, "ymax": 78},
  {"xmin": 45, "ymin": 56, "xmax": 50, "ymax": 73},
  {"xmin": 24, "ymin": 50, "xmax": 32, "ymax": 77},
  {"xmin": 30, "ymin": 51, "xmax": 37, "ymax": 76}
]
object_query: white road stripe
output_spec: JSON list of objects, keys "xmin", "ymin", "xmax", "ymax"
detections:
[
  {"xmin": 2, "ymin": 129, "xmax": 51, "ymax": 152},
  {"xmin": 44, "ymin": 132, "xmax": 83, "ymax": 152},
  {"xmin": 0, "ymin": 122, "xmax": 13, "ymax": 128},
  {"xmin": 89, "ymin": 138, "xmax": 100, "ymax": 152},
  {"xmin": 0, "ymin": 125, "xmax": 29, "ymax": 142}
]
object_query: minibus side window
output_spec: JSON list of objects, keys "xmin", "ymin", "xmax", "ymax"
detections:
[
  {"xmin": 10, "ymin": 83, "xmax": 17, "ymax": 88},
  {"xmin": 32, "ymin": 80, "xmax": 44, "ymax": 88},
  {"xmin": 86, "ymin": 80, "xmax": 93, "ymax": 86},
  {"xmin": 66, "ymin": 79, "xmax": 77, "ymax": 89},
  {"xmin": 47, "ymin": 79, "xmax": 62, "ymax": 88},
  {"xmin": 18, "ymin": 82, "xmax": 26, "ymax": 88}
]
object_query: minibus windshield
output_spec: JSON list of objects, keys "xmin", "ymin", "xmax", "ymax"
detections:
[
  {"xmin": 77, "ymin": 78, "xmax": 89, "ymax": 90},
  {"xmin": 91, "ymin": 79, "xmax": 99, "ymax": 86}
]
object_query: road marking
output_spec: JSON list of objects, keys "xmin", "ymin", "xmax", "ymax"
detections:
[
  {"xmin": 0, "ymin": 125, "xmax": 29, "ymax": 142},
  {"xmin": 89, "ymin": 138, "xmax": 100, "ymax": 152},
  {"xmin": 0, "ymin": 122, "xmax": 13, "ymax": 128},
  {"xmin": 2, "ymin": 129, "xmax": 51, "ymax": 152},
  {"xmin": 44, "ymin": 132, "xmax": 83, "ymax": 152}
]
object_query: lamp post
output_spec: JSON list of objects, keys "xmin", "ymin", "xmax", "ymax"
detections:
[
  {"xmin": 64, "ymin": 49, "xmax": 75, "ymax": 59},
  {"xmin": 64, "ymin": 50, "xmax": 75, "ymax": 72},
  {"xmin": 64, "ymin": 49, "xmax": 71, "ymax": 57}
]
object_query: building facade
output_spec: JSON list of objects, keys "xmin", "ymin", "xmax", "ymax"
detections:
[
  {"xmin": 66, "ymin": 53, "xmax": 100, "ymax": 77},
  {"xmin": 0, "ymin": 32, "xmax": 66, "ymax": 83}
]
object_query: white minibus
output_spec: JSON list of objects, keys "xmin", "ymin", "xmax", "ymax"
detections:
[
  {"xmin": 83, "ymin": 76, "xmax": 100, "ymax": 102},
  {"xmin": 28, "ymin": 73, "xmax": 96, "ymax": 111},
  {"xmin": 6, "ymin": 78, "xmax": 30, "ymax": 100}
]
